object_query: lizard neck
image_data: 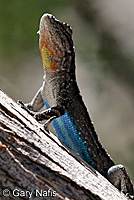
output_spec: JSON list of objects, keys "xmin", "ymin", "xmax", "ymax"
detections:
[{"xmin": 43, "ymin": 64, "xmax": 80, "ymax": 110}]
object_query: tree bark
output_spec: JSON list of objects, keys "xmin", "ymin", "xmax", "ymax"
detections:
[{"xmin": 0, "ymin": 89, "xmax": 128, "ymax": 200}]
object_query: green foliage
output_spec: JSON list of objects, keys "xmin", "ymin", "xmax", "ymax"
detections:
[{"xmin": 0, "ymin": 0, "xmax": 71, "ymax": 60}]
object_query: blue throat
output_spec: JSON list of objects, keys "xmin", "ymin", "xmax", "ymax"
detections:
[{"xmin": 43, "ymin": 98, "xmax": 94, "ymax": 167}]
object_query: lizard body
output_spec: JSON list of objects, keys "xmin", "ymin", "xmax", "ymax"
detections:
[{"xmin": 22, "ymin": 13, "xmax": 133, "ymax": 196}]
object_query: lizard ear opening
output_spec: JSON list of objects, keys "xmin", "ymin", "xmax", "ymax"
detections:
[{"xmin": 62, "ymin": 22, "xmax": 73, "ymax": 36}]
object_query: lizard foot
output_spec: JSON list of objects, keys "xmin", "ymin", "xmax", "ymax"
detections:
[
  {"xmin": 107, "ymin": 164, "xmax": 134, "ymax": 196},
  {"xmin": 125, "ymin": 193, "xmax": 134, "ymax": 200},
  {"xmin": 17, "ymin": 100, "xmax": 35, "ymax": 116}
]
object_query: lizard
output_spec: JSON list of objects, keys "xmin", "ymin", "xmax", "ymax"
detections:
[{"xmin": 19, "ymin": 13, "xmax": 134, "ymax": 197}]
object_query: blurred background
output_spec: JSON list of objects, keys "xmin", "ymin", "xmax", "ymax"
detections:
[{"xmin": 0, "ymin": 0, "xmax": 134, "ymax": 180}]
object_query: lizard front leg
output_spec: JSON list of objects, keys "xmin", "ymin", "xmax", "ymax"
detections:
[
  {"xmin": 25, "ymin": 88, "xmax": 45, "ymax": 112},
  {"xmin": 18, "ymin": 87, "xmax": 44, "ymax": 115},
  {"xmin": 34, "ymin": 105, "xmax": 66, "ymax": 122},
  {"xmin": 18, "ymin": 89, "xmax": 66, "ymax": 124}
]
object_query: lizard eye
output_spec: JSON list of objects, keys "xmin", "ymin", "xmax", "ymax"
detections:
[
  {"xmin": 37, "ymin": 30, "xmax": 40, "ymax": 35},
  {"xmin": 62, "ymin": 22, "xmax": 72, "ymax": 36}
]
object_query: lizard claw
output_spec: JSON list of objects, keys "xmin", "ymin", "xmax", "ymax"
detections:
[
  {"xmin": 34, "ymin": 113, "xmax": 42, "ymax": 121},
  {"xmin": 17, "ymin": 100, "xmax": 34, "ymax": 116},
  {"xmin": 125, "ymin": 193, "xmax": 134, "ymax": 200},
  {"xmin": 43, "ymin": 116, "xmax": 56, "ymax": 131},
  {"xmin": 45, "ymin": 116, "xmax": 56, "ymax": 125},
  {"xmin": 17, "ymin": 100, "xmax": 25, "ymax": 107}
]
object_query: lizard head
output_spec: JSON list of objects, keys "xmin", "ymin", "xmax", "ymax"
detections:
[{"xmin": 39, "ymin": 13, "xmax": 75, "ymax": 72}]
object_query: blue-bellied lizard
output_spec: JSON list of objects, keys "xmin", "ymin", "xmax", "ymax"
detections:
[{"xmin": 19, "ymin": 13, "xmax": 134, "ymax": 197}]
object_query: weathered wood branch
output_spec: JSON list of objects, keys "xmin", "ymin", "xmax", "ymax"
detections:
[{"xmin": 0, "ymin": 89, "xmax": 128, "ymax": 200}]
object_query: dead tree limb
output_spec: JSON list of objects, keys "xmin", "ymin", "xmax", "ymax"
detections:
[{"xmin": 0, "ymin": 89, "xmax": 128, "ymax": 200}]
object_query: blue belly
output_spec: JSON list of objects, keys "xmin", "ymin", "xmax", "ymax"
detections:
[{"xmin": 43, "ymin": 98, "xmax": 94, "ymax": 167}]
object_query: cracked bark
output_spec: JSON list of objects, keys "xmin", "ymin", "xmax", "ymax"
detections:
[{"xmin": 0, "ymin": 89, "xmax": 128, "ymax": 200}]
